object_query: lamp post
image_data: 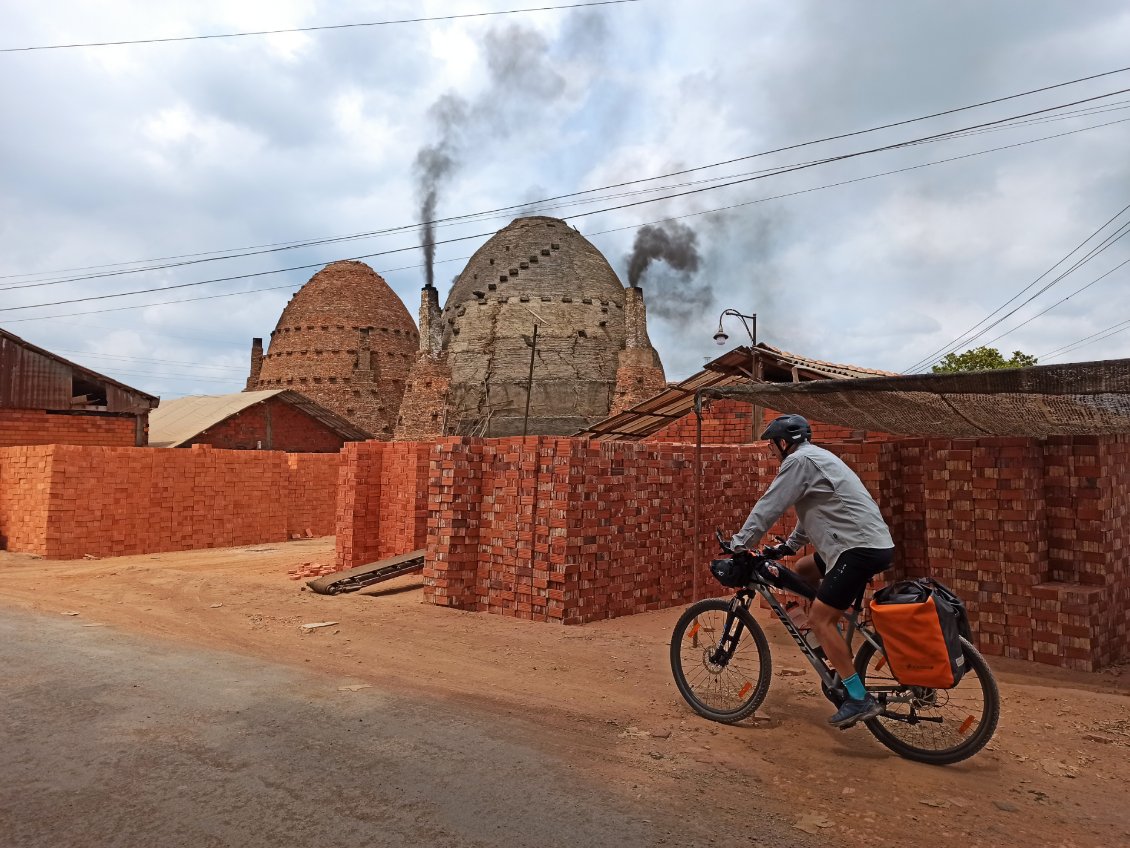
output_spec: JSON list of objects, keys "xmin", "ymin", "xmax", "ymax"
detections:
[{"xmin": 711, "ymin": 308, "xmax": 759, "ymax": 438}]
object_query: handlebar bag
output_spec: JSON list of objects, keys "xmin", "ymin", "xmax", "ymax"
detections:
[
  {"xmin": 710, "ymin": 554, "xmax": 753, "ymax": 588},
  {"xmin": 869, "ymin": 578, "xmax": 967, "ymax": 688}
]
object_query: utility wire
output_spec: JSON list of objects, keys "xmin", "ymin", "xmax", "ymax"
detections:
[
  {"xmin": 1039, "ymin": 317, "xmax": 1130, "ymax": 360},
  {"xmin": 0, "ymin": 1, "xmax": 641, "ymax": 53},
  {"xmin": 905, "ymin": 200, "xmax": 1130, "ymax": 371},
  {"xmin": 978, "ymin": 244, "xmax": 1130, "ymax": 349},
  {"xmin": 6, "ymin": 114, "xmax": 1130, "ymax": 324},
  {"xmin": 5, "ymin": 92, "xmax": 1130, "ymax": 311},
  {"xmin": 6, "ymin": 63, "xmax": 1130, "ymax": 284}
]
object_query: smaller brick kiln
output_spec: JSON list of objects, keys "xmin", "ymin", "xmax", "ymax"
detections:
[{"xmin": 246, "ymin": 260, "xmax": 418, "ymax": 439}]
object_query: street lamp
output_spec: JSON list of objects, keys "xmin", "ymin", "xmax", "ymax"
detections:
[
  {"xmin": 712, "ymin": 308, "xmax": 759, "ymax": 438},
  {"xmin": 713, "ymin": 308, "xmax": 756, "ymax": 348}
]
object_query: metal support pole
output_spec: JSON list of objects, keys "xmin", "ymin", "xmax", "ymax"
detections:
[
  {"xmin": 522, "ymin": 323, "xmax": 538, "ymax": 438},
  {"xmin": 693, "ymin": 388, "xmax": 703, "ymax": 602}
]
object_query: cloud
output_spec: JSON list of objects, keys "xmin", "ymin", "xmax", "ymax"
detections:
[{"xmin": 2, "ymin": 0, "xmax": 1129, "ymax": 401}]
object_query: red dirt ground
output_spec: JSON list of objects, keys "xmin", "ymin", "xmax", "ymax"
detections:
[{"xmin": 1, "ymin": 538, "xmax": 1126, "ymax": 847}]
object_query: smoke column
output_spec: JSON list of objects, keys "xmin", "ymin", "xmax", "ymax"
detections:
[{"xmin": 627, "ymin": 221, "xmax": 702, "ymax": 286}]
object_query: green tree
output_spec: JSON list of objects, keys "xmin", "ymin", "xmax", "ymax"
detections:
[{"xmin": 931, "ymin": 346, "xmax": 1037, "ymax": 373}]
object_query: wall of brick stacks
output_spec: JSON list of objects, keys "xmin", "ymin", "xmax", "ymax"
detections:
[
  {"xmin": 0, "ymin": 445, "xmax": 339, "ymax": 559},
  {"xmin": 334, "ymin": 440, "xmax": 431, "ymax": 570},
  {"xmin": 0, "ymin": 408, "xmax": 139, "ymax": 448},
  {"xmin": 181, "ymin": 396, "xmax": 349, "ymax": 453},
  {"xmin": 327, "ymin": 433, "xmax": 1128, "ymax": 669},
  {"xmin": 646, "ymin": 402, "xmax": 896, "ymax": 445}
]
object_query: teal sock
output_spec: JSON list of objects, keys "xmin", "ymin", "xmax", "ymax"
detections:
[{"xmin": 843, "ymin": 673, "xmax": 867, "ymax": 700}]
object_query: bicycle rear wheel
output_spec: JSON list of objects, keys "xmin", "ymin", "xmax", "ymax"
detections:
[
  {"xmin": 669, "ymin": 598, "xmax": 772, "ymax": 723},
  {"xmin": 855, "ymin": 636, "xmax": 999, "ymax": 765}
]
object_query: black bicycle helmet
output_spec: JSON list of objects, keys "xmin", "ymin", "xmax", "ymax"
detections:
[{"xmin": 760, "ymin": 414, "xmax": 812, "ymax": 451}]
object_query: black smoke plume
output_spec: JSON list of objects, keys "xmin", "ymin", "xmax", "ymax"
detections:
[
  {"xmin": 626, "ymin": 221, "xmax": 701, "ymax": 286},
  {"xmin": 413, "ymin": 23, "xmax": 569, "ymax": 288},
  {"xmin": 625, "ymin": 221, "xmax": 711, "ymax": 320}
]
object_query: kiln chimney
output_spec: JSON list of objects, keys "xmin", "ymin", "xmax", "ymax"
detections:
[
  {"xmin": 418, "ymin": 284, "xmax": 444, "ymax": 357},
  {"xmin": 245, "ymin": 337, "xmax": 264, "ymax": 390}
]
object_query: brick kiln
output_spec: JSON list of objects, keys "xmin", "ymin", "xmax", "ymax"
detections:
[
  {"xmin": 395, "ymin": 216, "xmax": 666, "ymax": 438},
  {"xmin": 245, "ymin": 260, "xmax": 419, "ymax": 439}
]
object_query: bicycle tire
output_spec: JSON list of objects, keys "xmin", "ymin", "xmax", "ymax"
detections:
[
  {"xmin": 669, "ymin": 598, "xmax": 772, "ymax": 723},
  {"xmin": 855, "ymin": 636, "xmax": 1000, "ymax": 765}
]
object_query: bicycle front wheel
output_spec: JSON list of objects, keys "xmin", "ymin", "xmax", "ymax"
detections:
[
  {"xmin": 669, "ymin": 598, "xmax": 772, "ymax": 723},
  {"xmin": 855, "ymin": 636, "xmax": 1000, "ymax": 765}
]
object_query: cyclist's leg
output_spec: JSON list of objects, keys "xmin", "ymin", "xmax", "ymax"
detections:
[
  {"xmin": 794, "ymin": 552, "xmax": 823, "ymax": 593},
  {"xmin": 811, "ymin": 548, "xmax": 893, "ymax": 726}
]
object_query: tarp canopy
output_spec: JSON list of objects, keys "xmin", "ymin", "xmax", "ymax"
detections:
[{"xmin": 709, "ymin": 358, "xmax": 1130, "ymax": 437}]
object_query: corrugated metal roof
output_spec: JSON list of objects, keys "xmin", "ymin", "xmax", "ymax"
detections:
[
  {"xmin": 148, "ymin": 390, "xmax": 371, "ymax": 447},
  {"xmin": 575, "ymin": 342, "xmax": 894, "ymax": 441},
  {"xmin": 0, "ymin": 326, "xmax": 158, "ymax": 412}
]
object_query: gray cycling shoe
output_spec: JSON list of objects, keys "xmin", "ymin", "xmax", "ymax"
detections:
[{"xmin": 828, "ymin": 695, "xmax": 882, "ymax": 728}]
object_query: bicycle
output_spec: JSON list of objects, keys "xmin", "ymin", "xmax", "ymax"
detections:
[{"xmin": 669, "ymin": 532, "xmax": 1000, "ymax": 765}]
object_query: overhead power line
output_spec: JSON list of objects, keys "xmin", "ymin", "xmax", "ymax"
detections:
[
  {"xmin": 1039, "ymin": 316, "xmax": 1130, "ymax": 361},
  {"xmin": 5, "ymin": 113, "xmax": 1130, "ymax": 324},
  {"xmin": 905, "ymin": 201, "xmax": 1130, "ymax": 371},
  {"xmin": 4, "ymin": 92, "xmax": 1130, "ymax": 315},
  {"xmin": 6, "ymin": 63, "xmax": 1130, "ymax": 286},
  {"xmin": 0, "ymin": 1, "xmax": 641, "ymax": 53}
]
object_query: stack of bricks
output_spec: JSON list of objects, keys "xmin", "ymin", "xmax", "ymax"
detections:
[
  {"xmin": 0, "ymin": 409, "xmax": 137, "ymax": 448},
  {"xmin": 0, "ymin": 446, "xmax": 53, "ymax": 554},
  {"xmin": 333, "ymin": 440, "xmax": 430, "ymax": 572},
  {"xmin": 0, "ymin": 444, "xmax": 339, "ymax": 559},
  {"xmin": 286, "ymin": 453, "xmax": 340, "ymax": 537},
  {"xmin": 646, "ymin": 399, "xmax": 757, "ymax": 444},
  {"xmin": 420, "ymin": 437, "xmax": 792, "ymax": 623}
]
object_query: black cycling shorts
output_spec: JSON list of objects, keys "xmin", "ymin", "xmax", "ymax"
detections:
[{"xmin": 813, "ymin": 547, "xmax": 894, "ymax": 610}]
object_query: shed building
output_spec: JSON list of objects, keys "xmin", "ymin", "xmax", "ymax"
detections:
[
  {"xmin": 0, "ymin": 327, "xmax": 158, "ymax": 447},
  {"xmin": 149, "ymin": 390, "xmax": 369, "ymax": 452}
]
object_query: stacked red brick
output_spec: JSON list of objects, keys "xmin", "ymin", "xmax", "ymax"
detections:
[
  {"xmin": 333, "ymin": 440, "xmax": 430, "ymax": 571},
  {"xmin": 422, "ymin": 436, "xmax": 793, "ymax": 623},
  {"xmin": 332, "ymin": 433, "xmax": 1130, "ymax": 669},
  {"xmin": 0, "ymin": 445, "xmax": 340, "ymax": 559},
  {"xmin": 646, "ymin": 402, "xmax": 899, "ymax": 445},
  {"xmin": 0, "ymin": 410, "xmax": 136, "ymax": 448}
]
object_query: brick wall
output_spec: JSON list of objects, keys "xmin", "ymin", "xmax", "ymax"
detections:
[
  {"xmin": 334, "ymin": 440, "xmax": 430, "ymax": 570},
  {"xmin": 422, "ymin": 436, "xmax": 791, "ymax": 623},
  {"xmin": 330, "ymin": 434, "xmax": 1127, "ymax": 669},
  {"xmin": 0, "ymin": 408, "xmax": 139, "ymax": 448},
  {"xmin": 0, "ymin": 445, "xmax": 339, "ymax": 559},
  {"xmin": 646, "ymin": 402, "xmax": 898, "ymax": 445},
  {"xmin": 181, "ymin": 396, "xmax": 349, "ymax": 453}
]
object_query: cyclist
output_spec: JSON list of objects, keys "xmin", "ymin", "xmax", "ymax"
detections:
[{"xmin": 731, "ymin": 413, "xmax": 894, "ymax": 728}]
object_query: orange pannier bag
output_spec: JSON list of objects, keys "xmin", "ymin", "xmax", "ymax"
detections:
[{"xmin": 869, "ymin": 578, "xmax": 970, "ymax": 689}]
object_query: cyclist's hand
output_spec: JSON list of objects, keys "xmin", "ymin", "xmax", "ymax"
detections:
[{"xmin": 763, "ymin": 542, "xmax": 795, "ymax": 560}]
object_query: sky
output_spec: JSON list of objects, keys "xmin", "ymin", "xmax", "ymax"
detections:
[{"xmin": 2, "ymin": 0, "xmax": 1130, "ymax": 399}]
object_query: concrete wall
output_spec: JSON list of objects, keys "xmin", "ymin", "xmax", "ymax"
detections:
[{"xmin": 0, "ymin": 445, "xmax": 339, "ymax": 558}]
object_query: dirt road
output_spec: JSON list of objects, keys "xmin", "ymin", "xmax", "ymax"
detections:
[{"xmin": 1, "ymin": 539, "xmax": 1127, "ymax": 847}]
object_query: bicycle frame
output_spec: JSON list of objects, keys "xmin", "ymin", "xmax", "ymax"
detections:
[{"xmin": 720, "ymin": 583, "xmax": 880, "ymax": 696}]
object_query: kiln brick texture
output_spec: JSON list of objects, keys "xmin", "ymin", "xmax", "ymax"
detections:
[
  {"xmin": 0, "ymin": 445, "xmax": 339, "ymax": 558},
  {"xmin": 248, "ymin": 260, "xmax": 419, "ymax": 439},
  {"xmin": 0, "ymin": 409, "xmax": 138, "ymax": 448},
  {"xmin": 435, "ymin": 217, "xmax": 664, "ymax": 436}
]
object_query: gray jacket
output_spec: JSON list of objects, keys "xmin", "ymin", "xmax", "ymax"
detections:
[{"xmin": 731, "ymin": 441, "xmax": 893, "ymax": 566}]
